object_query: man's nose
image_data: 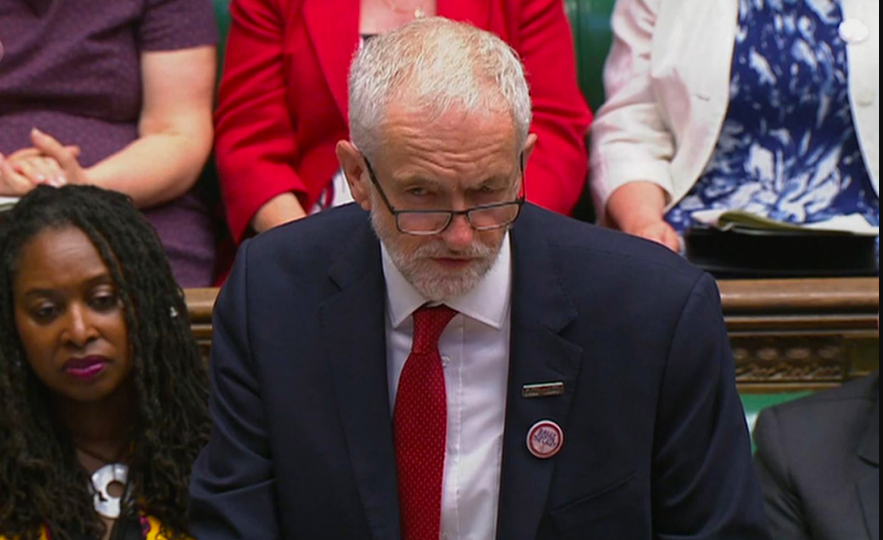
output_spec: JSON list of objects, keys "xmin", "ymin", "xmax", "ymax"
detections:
[
  {"xmin": 62, "ymin": 304, "xmax": 99, "ymax": 348},
  {"xmin": 441, "ymin": 213, "xmax": 475, "ymax": 251}
]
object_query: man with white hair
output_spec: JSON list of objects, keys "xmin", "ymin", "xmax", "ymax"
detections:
[{"xmin": 190, "ymin": 18, "xmax": 769, "ymax": 540}]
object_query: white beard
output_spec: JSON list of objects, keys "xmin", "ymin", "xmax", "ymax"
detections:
[{"xmin": 371, "ymin": 209, "xmax": 504, "ymax": 303}]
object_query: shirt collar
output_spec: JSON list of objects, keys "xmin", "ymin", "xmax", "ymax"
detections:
[{"xmin": 381, "ymin": 233, "xmax": 512, "ymax": 330}]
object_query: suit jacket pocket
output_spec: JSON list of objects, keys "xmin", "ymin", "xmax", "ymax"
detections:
[{"xmin": 549, "ymin": 472, "xmax": 643, "ymax": 537}]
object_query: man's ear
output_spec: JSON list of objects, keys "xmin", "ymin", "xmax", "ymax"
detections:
[
  {"xmin": 522, "ymin": 133, "xmax": 538, "ymax": 165},
  {"xmin": 336, "ymin": 140, "xmax": 372, "ymax": 211}
]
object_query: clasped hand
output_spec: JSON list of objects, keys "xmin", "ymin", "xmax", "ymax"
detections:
[{"xmin": 0, "ymin": 129, "xmax": 85, "ymax": 197}]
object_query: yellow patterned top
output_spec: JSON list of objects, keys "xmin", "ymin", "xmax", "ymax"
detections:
[
  {"xmin": 144, "ymin": 516, "xmax": 192, "ymax": 540},
  {"xmin": 1, "ymin": 515, "xmax": 191, "ymax": 540}
]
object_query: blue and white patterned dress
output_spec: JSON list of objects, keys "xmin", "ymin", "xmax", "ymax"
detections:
[{"xmin": 665, "ymin": 0, "xmax": 879, "ymax": 235}]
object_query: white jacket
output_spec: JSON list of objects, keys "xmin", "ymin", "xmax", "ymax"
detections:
[{"xmin": 590, "ymin": 0, "xmax": 880, "ymax": 216}]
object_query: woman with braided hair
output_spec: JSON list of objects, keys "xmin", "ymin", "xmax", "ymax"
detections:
[{"xmin": 0, "ymin": 185, "xmax": 210, "ymax": 540}]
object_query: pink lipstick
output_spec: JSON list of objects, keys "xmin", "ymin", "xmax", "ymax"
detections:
[{"xmin": 64, "ymin": 357, "xmax": 109, "ymax": 381}]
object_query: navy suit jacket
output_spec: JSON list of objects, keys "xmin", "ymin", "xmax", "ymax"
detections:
[{"xmin": 189, "ymin": 204, "xmax": 769, "ymax": 539}]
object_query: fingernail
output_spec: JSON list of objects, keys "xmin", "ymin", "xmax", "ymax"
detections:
[
  {"xmin": 56, "ymin": 175, "xmax": 67, "ymax": 186},
  {"xmin": 35, "ymin": 174, "xmax": 48, "ymax": 184},
  {"xmin": 31, "ymin": 128, "xmax": 45, "ymax": 138}
]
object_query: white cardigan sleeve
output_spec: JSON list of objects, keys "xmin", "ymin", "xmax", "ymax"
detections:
[{"xmin": 589, "ymin": 0, "xmax": 677, "ymax": 215}]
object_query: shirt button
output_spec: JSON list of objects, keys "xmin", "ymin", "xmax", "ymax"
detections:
[
  {"xmin": 441, "ymin": 355, "xmax": 452, "ymax": 368},
  {"xmin": 857, "ymin": 90, "xmax": 877, "ymax": 108},
  {"xmin": 840, "ymin": 19, "xmax": 870, "ymax": 45}
]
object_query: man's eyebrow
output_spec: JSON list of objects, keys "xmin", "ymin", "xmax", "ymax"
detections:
[
  {"xmin": 479, "ymin": 176, "xmax": 510, "ymax": 187},
  {"xmin": 394, "ymin": 175, "xmax": 446, "ymax": 189},
  {"xmin": 460, "ymin": 176, "xmax": 510, "ymax": 190}
]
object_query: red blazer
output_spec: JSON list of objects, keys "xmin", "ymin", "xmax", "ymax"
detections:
[{"xmin": 216, "ymin": 0, "xmax": 593, "ymax": 242}]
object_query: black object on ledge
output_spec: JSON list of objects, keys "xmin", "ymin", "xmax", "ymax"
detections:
[{"xmin": 684, "ymin": 226, "xmax": 879, "ymax": 280}]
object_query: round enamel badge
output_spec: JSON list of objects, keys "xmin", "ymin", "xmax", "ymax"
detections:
[{"xmin": 526, "ymin": 420, "xmax": 564, "ymax": 459}]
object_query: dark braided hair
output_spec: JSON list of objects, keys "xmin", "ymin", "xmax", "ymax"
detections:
[{"xmin": 0, "ymin": 185, "xmax": 210, "ymax": 540}]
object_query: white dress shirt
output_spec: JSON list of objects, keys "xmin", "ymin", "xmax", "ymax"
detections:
[{"xmin": 382, "ymin": 234, "xmax": 512, "ymax": 540}]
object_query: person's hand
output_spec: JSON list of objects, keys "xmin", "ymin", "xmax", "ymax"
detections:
[
  {"xmin": 606, "ymin": 181, "xmax": 682, "ymax": 252},
  {"xmin": 0, "ymin": 136, "xmax": 83, "ymax": 196},
  {"xmin": 251, "ymin": 192, "xmax": 308, "ymax": 234},
  {"xmin": 27, "ymin": 129, "xmax": 89, "ymax": 185},
  {"xmin": 2, "ymin": 146, "xmax": 80, "ymax": 186},
  {"xmin": 623, "ymin": 218, "xmax": 682, "ymax": 252},
  {"xmin": 0, "ymin": 152, "xmax": 42, "ymax": 197}
]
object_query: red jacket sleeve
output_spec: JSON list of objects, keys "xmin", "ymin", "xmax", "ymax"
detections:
[
  {"xmin": 215, "ymin": 0, "xmax": 305, "ymax": 242},
  {"xmin": 517, "ymin": 0, "xmax": 593, "ymax": 215}
]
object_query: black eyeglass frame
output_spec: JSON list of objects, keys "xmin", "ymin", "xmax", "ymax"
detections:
[{"xmin": 362, "ymin": 153, "xmax": 526, "ymax": 236}]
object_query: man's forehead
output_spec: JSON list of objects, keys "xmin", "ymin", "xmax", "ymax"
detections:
[
  {"xmin": 379, "ymin": 155, "xmax": 521, "ymax": 194},
  {"xmin": 382, "ymin": 96, "xmax": 514, "ymax": 135},
  {"xmin": 378, "ymin": 104, "xmax": 517, "ymax": 156}
]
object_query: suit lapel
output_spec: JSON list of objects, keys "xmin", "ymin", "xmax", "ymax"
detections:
[
  {"xmin": 303, "ymin": 0, "xmax": 359, "ymax": 124},
  {"xmin": 858, "ymin": 398, "xmax": 879, "ymax": 467},
  {"xmin": 858, "ymin": 474, "xmax": 880, "ymax": 540},
  {"xmin": 320, "ymin": 222, "xmax": 401, "ymax": 540},
  {"xmin": 858, "ymin": 399, "xmax": 879, "ymax": 540},
  {"xmin": 496, "ymin": 208, "xmax": 584, "ymax": 539}
]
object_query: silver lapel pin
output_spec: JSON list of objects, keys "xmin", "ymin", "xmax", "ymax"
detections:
[{"xmin": 522, "ymin": 382, "xmax": 565, "ymax": 399}]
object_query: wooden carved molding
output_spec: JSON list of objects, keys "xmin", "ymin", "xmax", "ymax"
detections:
[{"xmin": 721, "ymin": 278, "xmax": 879, "ymax": 391}]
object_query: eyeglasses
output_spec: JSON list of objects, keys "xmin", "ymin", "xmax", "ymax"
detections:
[{"xmin": 363, "ymin": 154, "xmax": 526, "ymax": 236}]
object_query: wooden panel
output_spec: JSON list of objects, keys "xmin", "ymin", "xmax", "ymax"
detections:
[
  {"xmin": 185, "ymin": 278, "xmax": 880, "ymax": 392},
  {"xmin": 185, "ymin": 288, "xmax": 217, "ymax": 366},
  {"xmin": 721, "ymin": 278, "xmax": 879, "ymax": 393}
]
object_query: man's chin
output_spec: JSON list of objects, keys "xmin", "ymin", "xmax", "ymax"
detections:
[
  {"xmin": 406, "ymin": 259, "xmax": 489, "ymax": 302},
  {"xmin": 428, "ymin": 256, "xmax": 480, "ymax": 271},
  {"xmin": 415, "ymin": 278, "xmax": 479, "ymax": 303}
]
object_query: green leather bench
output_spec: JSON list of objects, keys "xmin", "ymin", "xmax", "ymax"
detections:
[
  {"xmin": 208, "ymin": 0, "xmax": 818, "ymax": 445},
  {"xmin": 564, "ymin": 0, "xmax": 615, "ymax": 111},
  {"xmin": 214, "ymin": 0, "xmax": 231, "ymax": 74}
]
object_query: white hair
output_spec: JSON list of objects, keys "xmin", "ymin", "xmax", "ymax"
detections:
[{"xmin": 348, "ymin": 17, "xmax": 533, "ymax": 158}]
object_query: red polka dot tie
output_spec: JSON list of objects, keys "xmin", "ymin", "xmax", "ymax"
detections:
[{"xmin": 394, "ymin": 305, "xmax": 458, "ymax": 540}]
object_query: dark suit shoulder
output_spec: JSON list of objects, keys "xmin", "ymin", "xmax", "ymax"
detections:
[
  {"xmin": 756, "ymin": 373, "xmax": 879, "ymax": 461},
  {"xmin": 241, "ymin": 204, "xmax": 373, "ymax": 274},
  {"xmin": 766, "ymin": 373, "xmax": 879, "ymax": 419},
  {"xmin": 517, "ymin": 205, "xmax": 708, "ymax": 310},
  {"xmin": 521, "ymin": 206, "xmax": 701, "ymax": 279}
]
